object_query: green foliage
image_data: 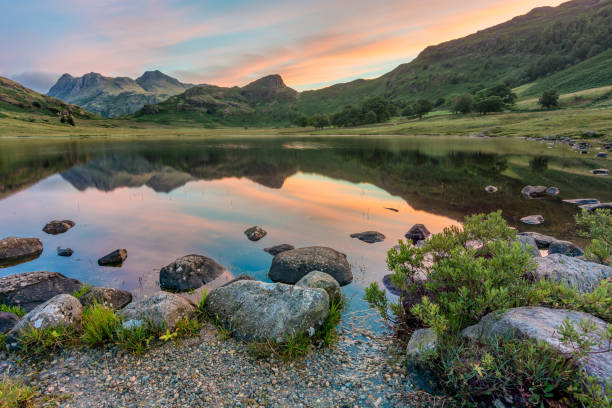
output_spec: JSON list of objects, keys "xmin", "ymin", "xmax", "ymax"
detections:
[
  {"xmin": 0, "ymin": 304, "xmax": 26, "ymax": 318},
  {"xmin": 539, "ymin": 90, "xmax": 560, "ymax": 108},
  {"xmin": 575, "ymin": 209, "xmax": 612, "ymax": 265},
  {"xmin": 448, "ymin": 94, "xmax": 474, "ymax": 114},
  {"xmin": 173, "ymin": 316, "xmax": 202, "ymax": 337},
  {"xmin": 72, "ymin": 283, "xmax": 93, "ymax": 299},
  {"xmin": 0, "ymin": 374, "xmax": 38, "ymax": 408},
  {"xmin": 474, "ymin": 93, "xmax": 505, "ymax": 115},
  {"xmin": 81, "ymin": 302, "xmax": 121, "ymax": 346},
  {"xmin": 197, "ymin": 289, "xmax": 208, "ymax": 314},
  {"xmin": 17, "ymin": 325, "xmax": 79, "ymax": 357},
  {"xmin": 413, "ymin": 99, "xmax": 433, "ymax": 119},
  {"xmin": 293, "ymin": 115, "xmax": 310, "ymax": 127},
  {"xmin": 330, "ymin": 97, "xmax": 396, "ymax": 127},
  {"xmin": 114, "ymin": 323, "xmax": 157, "ymax": 355},
  {"xmin": 558, "ymin": 317, "xmax": 612, "ymax": 359},
  {"xmin": 309, "ymin": 114, "xmax": 330, "ymax": 129},
  {"xmin": 67, "ymin": 115, "xmax": 75, "ymax": 126}
]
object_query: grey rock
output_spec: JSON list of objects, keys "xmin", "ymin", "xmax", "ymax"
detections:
[
  {"xmin": 580, "ymin": 202, "xmax": 612, "ymax": 212},
  {"xmin": 0, "ymin": 271, "xmax": 82, "ymax": 312},
  {"xmin": 221, "ymin": 274, "xmax": 254, "ymax": 288},
  {"xmin": 296, "ymin": 271, "xmax": 341, "ymax": 303},
  {"xmin": 0, "ymin": 237, "xmax": 43, "ymax": 266},
  {"xmin": 98, "ymin": 249, "xmax": 127, "ymax": 266},
  {"xmin": 159, "ymin": 254, "xmax": 225, "ymax": 292},
  {"xmin": 563, "ymin": 198, "xmax": 600, "ymax": 206},
  {"xmin": 406, "ymin": 328, "xmax": 438, "ymax": 363},
  {"xmin": 597, "ymin": 152, "xmax": 608, "ymax": 158},
  {"xmin": 42, "ymin": 220, "xmax": 75, "ymax": 235},
  {"xmin": 590, "ymin": 168, "xmax": 609, "ymax": 175},
  {"xmin": 264, "ymin": 244, "xmax": 295, "ymax": 256},
  {"xmin": 6, "ymin": 294, "xmax": 82, "ymax": 346},
  {"xmin": 516, "ymin": 235, "xmax": 540, "ymax": 257},
  {"xmin": 484, "ymin": 185, "xmax": 498, "ymax": 193},
  {"xmin": 545, "ymin": 187, "xmax": 560, "ymax": 196},
  {"xmin": 119, "ymin": 291, "xmax": 196, "ymax": 331},
  {"xmin": 521, "ymin": 185, "xmax": 547, "ymax": 199},
  {"xmin": 244, "ymin": 226, "xmax": 267, "ymax": 241},
  {"xmin": 79, "ymin": 287, "xmax": 132, "ymax": 310},
  {"xmin": 350, "ymin": 231, "xmax": 386, "ymax": 244},
  {"xmin": 57, "ymin": 247, "xmax": 73, "ymax": 257},
  {"xmin": 0, "ymin": 312, "xmax": 19, "ymax": 334},
  {"xmin": 548, "ymin": 240, "xmax": 584, "ymax": 257},
  {"xmin": 269, "ymin": 246, "xmax": 353, "ymax": 286},
  {"xmin": 405, "ymin": 224, "xmax": 431, "ymax": 243},
  {"xmin": 462, "ymin": 307, "xmax": 611, "ymax": 387},
  {"xmin": 520, "ymin": 215, "xmax": 544, "ymax": 225},
  {"xmin": 517, "ymin": 232, "xmax": 557, "ymax": 249},
  {"xmin": 205, "ymin": 280, "xmax": 329, "ymax": 342},
  {"xmin": 533, "ymin": 254, "xmax": 611, "ymax": 292}
]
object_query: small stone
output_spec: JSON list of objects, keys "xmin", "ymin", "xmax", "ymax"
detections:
[
  {"xmin": 57, "ymin": 247, "xmax": 74, "ymax": 257},
  {"xmin": 405, "ymin": 224, "xmax": 430, "ymax": 243},
  {"xmin": 521, "ymin": 185, "xmax": 547, "ymax": 199},
  {"xmin": 98, "ymin": 249, "xmax": 128, "ymax": 266},
  {"xmin": 545, "ymin": 187, "xmax": 559, "ymax": 196},
  {"xmin": 590, "ymin": 168, "xmax": 609, "ymax": 176},
  {"xmin": 43, "ymin": 220, "xmax": 75, "ymax": 235},
  {"xmin": 520, "ymin": 215, "xmax": 544, "ymax": 225},
  {"xmin": 244, "ymin": 226, "xmax": 267, "ymax": 241},
  {"xmin": 484, "ymin": 185, "xmax": 498, "ymax": 193},
  {"xmin": 350, "ymin": 231, "xmax": 386, "ymax": 244}
]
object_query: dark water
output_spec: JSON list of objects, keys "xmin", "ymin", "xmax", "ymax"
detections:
[{"xmin": 0, "ymin": 136, "xmax": 610, "ymax": 330}]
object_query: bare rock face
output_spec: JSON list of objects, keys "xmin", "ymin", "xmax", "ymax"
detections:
[
  {"xmin": 405, "ymin": 224, "xmax": 431, "ymax": 243},
  {"xmin": 350, "ymin": 231, "xmax": 386, "ymax": 244},
  {"xmin": 521, "ymin": 185, "xmax": 547, "ymax": 199},
  {"xmin": 79, "ymin": 287, "xmax": 132, "ymax": 310},
  {"xmin": 6, "ymin": 294, "xmax": 83, "ymax": 348},
  {"xmin": 0, "ymin": 271, "xmax": 82, "ymax": 312},
  {"xmin": 269, "ymin": 246, "xmax": 353, "ymax": 286},
  {"xmin": 98, "ymin": 249, "xmax": 128, "ymax": 266},
  {"xmin": 119, "ymin": 291, "xmax": 196, "ymax": 331},
  {"xmin": 533, "ymin": 254, "xmax": 611, "ymax": 292},
  {"xmin": 159, "ymin": 254, "xmax": 225, "ymax": 292},
  {"xmin": 244, "ymin": 226, "xmax": 267, "ymax": 241},
  {"xmin": 264, "ymin": 244, "xmax": 294, "ymax": 256},
  {"xmin": 462, "ymin": 307, "xmax": 611, "ymax": 388},
  {"xmin": 296, "ymin": 271, "xmax": 341, "ymax": 303},
  {"xmin": 205, "ymin": 280, "xmax": 329, "ymax": 342},
  {"xmin": 42, "ymin": 220, "xmax": 75, "ymax": 235},
  {"xmin": 0, "ymin": 237, "xmax": 43, "ymax": 266}
]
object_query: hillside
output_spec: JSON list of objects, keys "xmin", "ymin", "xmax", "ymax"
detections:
[
  {"xmin": 0, "ymin": 75, "xmax": 94, "ymax": 119},
  {"xmin": 47, "ymin": 71, "xmax": 194, "ymax": 117}
]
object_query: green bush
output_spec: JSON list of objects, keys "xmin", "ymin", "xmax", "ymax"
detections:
[
  {"xmin": 576, "ymin": 209, "xmax": 611, "ymax": 265},
  {"xmin": 0, "ymin": 304, "xmax": 26, "ymax": 317}
]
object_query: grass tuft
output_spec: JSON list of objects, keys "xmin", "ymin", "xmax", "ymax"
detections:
[
  {"xmin": 0, "ymin": 374, "xmax": 38, "ymax": 408},
  {"xmin": 17, "ymin": 325, "xmax": 79, "ymax": 357},
  {"xmin": 0, "ymin": 304, "xmax": 26, "ymax": 318},
  {"xmin": 72, "ymin": 284, "xmax": 93, "ymax": 299},
  {"xmin": 81, "ymin": 302, "xmax": 121, "ymax": 346}
]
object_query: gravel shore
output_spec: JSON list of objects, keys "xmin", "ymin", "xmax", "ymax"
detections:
[{"xmin": 1, "ymin": 310, "xmax": 446, "ymax": 407}]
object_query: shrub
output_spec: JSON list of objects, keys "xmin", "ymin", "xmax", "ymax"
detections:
[
  {"xmin": 575, "ymin": 209, "xmax": 611, "ymax": 265},
  {"xmin": 0, "ymin": 304, "xmax": 26, "ymax": 317},
  {"xmin": 81, "ymin": 302, "xmax": 121, "ymax": 346},
  {"xmin": 539, "ymin": 90, "xmax": 560, "ymax": 109}
]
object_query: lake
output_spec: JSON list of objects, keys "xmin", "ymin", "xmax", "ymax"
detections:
[{"xmin": 1, "ymin": 135, "xmax": 610, "ymax": 331}]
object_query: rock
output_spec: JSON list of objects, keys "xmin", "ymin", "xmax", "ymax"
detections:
[
  {"xmin": 581, "ymin": 150, "xmax": 589, "ymax": 155},
  {"xmin": 484, "ymin": 185, "xmax": 498, "ymax": 193},
  {"xmin": 159, "ymin": 254, "xmax": 225, "ymax": 292},
  {"xmin": 520, "ymin": 215, "xmax": 544, "ymax": 225},
  {"xmin": 580, "ymin": 202, "xmax": 612, "ymax": 212},
  {"xmin": 264, "ymin": 244, "xmax": 295, "ymax": 256},
  {"xmin": 42, "ymin": 220, "xmax": 75, "ymax": 235},
  {"xmin": 605, "ymin": 143, "xmax": 612, "ymax": 150},
  {"xmin": 79, "ymin": 287, "xmax": 132, "ymax": 310},
  {"xmin": 516, "ymin": 235, "xmax": 540, "ymax": 257},
  {"xmin": 405, "ymin": 224, "xmax": 431, "ymax": 243},
  {"xmin": 462, "ymin": 307, "xmax": 612, "ymax": 387},
  {"xmin": 545, "ymin": 187, "xmax": 560, "ymax": 196},
  {"xmin": 119, "ymin": 291, "xmax": 196, "ymax": 331},
  {"xmin": 382, "ymin": 275, "xmax": 403, "ymax": 296},
  {"xmin": 350, "ymin": 231, "xmax": 386, "ymax": 244},
  {"xmin": 385, "ymin": 207, "xmax": 399, "ymax": 212},
  {"xmin": 57, "ymin": 247, "xmax": 73, "ymax": 257},
  {"xmin": 0, "ymin": 312, "xmax": 19, "ymax": 334},
  {"xmin": 521, "ymin": 185, "xmax": 547, "ymax": 199},
  {"xmin": 590, "ymin": 168, "xmax": 609, "ymax": 176},
  {"xmin": 597, "ymin": 152, "xmax": 608, "ymax": 158},
  {"xmin": 221, "ymin": 274, "xmax": 254, "ymax": 287},
  {"xmin": 296, "ymin": 271, "xmax": 341, "ymax": 303},
  {"xmin": 205, "ymin": 280, "xmax": 329, "ymax": 342},
  {"xmin": 244, "ymin": 226, "xmax": 267, "ymax": 241},
  {"xmin": 97, "ymin": 249, "xmax": 127, "ymax": 266},
  {"xmin": 406, "ymin": 328, "xmax": 438, "ymax": 363},
  {"xmin": 6, "ymin": 294, "xmax": 82, "ymax": 347},
  {"xmin": 548, "ymin": 240, "xmax": 584, "ymax": 257},
  {"xmin": 517, "ymin": 232, "xmax": 556, "ymax": 249},
  {"xmin": 563, "ymin": 198, "xmax": 600, "ymax": 206},
  {"xmin": 583, "ymin": 130, "xmax": 603, "ymax": 138},
  {"xmin": 533, "ymin": 254, "xmax": 611, "ymax": 292},
  {"xmin": 0, "ymin": 237, "xmax": 43, "ymax": 266},
  {"xmin": 0, "ymin": 271, "xmax": 82, "ymax": 312},
  {"xmin": 268, "ymin": 246, "xmax": 353, "ymax": 286}
]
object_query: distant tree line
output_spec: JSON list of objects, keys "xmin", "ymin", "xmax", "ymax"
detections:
[{"xmin": 293, "ymin": 96, "xmax": 397, "ymax": 128}]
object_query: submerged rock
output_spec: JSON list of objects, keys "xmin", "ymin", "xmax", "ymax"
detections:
[
  {"xmin": 406, "ymin": 328, "xmax": 438, "ymax": 363},
  {"xmin": 385, "ymin": 207, "xmax": 399, "ymax": 212},
  {"xmin": 462, "ymin": 307, "xmax": 612, "ymax": 387},
  {"xmin": 119, "ymin": 291, "xmax": 196, "ymax": 331},
  {"xmin": 0, "ymin": 237, "xmax": 43, "ymax": 265},
  {"xmin": 350, "ymin": 231, "xmax": 386, "ymax": 244},
  {"xmin": 533, "ymin": 254, "xmax": 611, "ymax": 292},
  {"xmin": 79, "ymin": 287, "xmax": 132, "ymax": 310},
  {"xmin": 98, "ymin": 249, "xmax": 128, "ymax": 266},
  {"xmin": 521, "ymin": 185, "xmax": 547, "ymax": 199},
  {"xmin": 0, "ymin": 271, "xmax": 82, "ymax": 312},
  {"xmin": 244, "ymin": 226, "xmax": 267, "ymax": 241},
  {"xmin": 57, "ymin": 247, "xmax": 73, "ymax": 257},
  {"xmin": 548, "ymin": 240, "xmax": 584, "ymax": 257},
  {"xmin": 159, "ymin": 254, "xmax": 225, "ymax": 292},
  {"xmin": 42, "ymin": 220, "xmax": 75, "ymax": 235},
  {"xmin": 0, "ymin": 312, "xmax": 19, "ymax": 334},
  {"xmin": 296, "ymin": 271, "xmax": 341, "ymax": 303},
  {"xmin": 562, "ymin": 198, "xmax": 600, "ymax": 206},
  {"xmin": 590, "ymin": 168, "xmax": 609, "ymax": 176},
  {"xmin": 264, "ymin": 244, "xmax": 295, "ymax": 256},
  {"xmin": 520, "ymin": 215, "xmax": 544, "ymax": 225},
  {"xmin": 268, "ymin": 246, "xmax": 353, "ymax": 286},
  {"xmin": 205, "ymin": 280, "xmax": 329, "ymax": 342},
  {"xmin": 517, "ymin": 232, "xmax": 556, "ymax": 249},
  {"xmin": 405, "ymin": 224, "xmax": 431, "ymax": 243}
]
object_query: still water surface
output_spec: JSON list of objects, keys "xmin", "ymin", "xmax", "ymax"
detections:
[{"xmin": 1, "ymin": 136, "xmax": 610, "ymax": 329}]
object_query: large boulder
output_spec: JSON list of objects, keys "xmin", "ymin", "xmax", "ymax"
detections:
[
  {"xmin": 533, "ymin": 254, "xmax": 612, "ymax": 292},
  {"xmin": 268, "ymin": 246, "xmax": 353, "ymax": 286},
  {"xmin": 521, "ymin": 185, "xmax": 547, "ymax": 199},
  {"xmin": 405, "ymin": 224, "xmax": 430, "ymax": 243},
  {"xmin": 79, "ymin": 287, "xmax": 132, "ymax": 310},
  {"xmin": 244, "ymin": 226, "xmax": 267, "ymax": 241},
  {"xmin": 296, "ymin": 271, "xmax": 341, "ymax": 302},
  {"xmin": 205, "ymin": 280, "xmax": 329, "ymax": 342},
  {"xmin": 119, "ymin": 291, "xmax": 196, "ymax": 331},
  {"xmin": 42, "ymin": 220, "xmax": 75, "ymax": 235},
  {"xmin": 98, "ymin": 249, "xmax": 128, "ymax": 266},
  {"xmin": 548, "ymin": 240, "xmax": 584, "ymax": 257},
  {"xmin": 0, "ymin": 271, "xmax": 82, "ymax": 312},
  {"xmin": 159, "ymin": 254, "xmax": 225, "ymax": 292},
  {"xmin": 6, "ymin": 294, "xmax": 82, "ymax": 347},
  {"xmin": 350, "ymin": 231, "xmax": 386, "ymax": 244},
  {"xmin": 264, "ymin": 244, "xmax": 294, "ymax": 256},
  {"xmin": 0, "ymin": 237, "xmax": 43, "ymax": 265},
  {"xmin": 0, "ymin": 312, "xmax": 19, "ymax": 334},
  {"xmin": 462, "ymin": 307, "xmax": 612, "ymax": 387},
  {"xmin": 517, "ymin": 232, "xmax": 556, "ymax": 249},
  {"xmin": 406, "ymin": 328, "xmax": 438, "ymax": 363},
  {"xmin": 516, "ymin": 235, "xmax": 540, "ymax": 257}
]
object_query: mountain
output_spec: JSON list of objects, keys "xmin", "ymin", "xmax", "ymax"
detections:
[
  {"xmin": 0, "ymin": 75, "xmax": 94, "ymax": 118},
  {"xmin": 47, "ymin": 70, "xmax": 194, "ymax": 117}
]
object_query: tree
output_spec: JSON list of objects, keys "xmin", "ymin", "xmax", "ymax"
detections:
[
  {"xmin": 293, "ymin": 115, "xmax": 310, "ymax": 127},
  {"xmin": 474, "ymin": 92, "xmax": 504, "ymax": 115},
  {"xmin": 538, "ymin": 90, "xmax": 560, "ymax": 109},
  {"xmin": 364, "ymin": 110, "xmax": 377, "ymax": 124},
  {"xmin": 401, "ymin": 105, "xmax": 414, "ymax": 117},
  {"xmin": 331, "ymin": 105, "xmax": 362, "ymax": 127},
  {"xmin": 413, "ymin": 99, "xmax": 433, "ymax": 119},
  {"xmin": 67, "ymin": 115, "xmax": 76, "ymax": 126},
  {"xmin": 486, "ymin": 84, "xmax": 517, "ymax": 106},
  {"xmin": 449, "ymin": 94, "xmax": 473, "ymax": 114},
  {"xmin": 310, "ymin": 114, "xmax": 330, "ymax": 129},
  {"xmin": 360, "ymin": 96, "xmax": 395, "ymax": 123}
]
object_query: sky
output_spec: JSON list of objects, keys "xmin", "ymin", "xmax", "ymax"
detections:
[{"xmin": 1, "ymin": 0, "xmax": 565, "ymax": 93}]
